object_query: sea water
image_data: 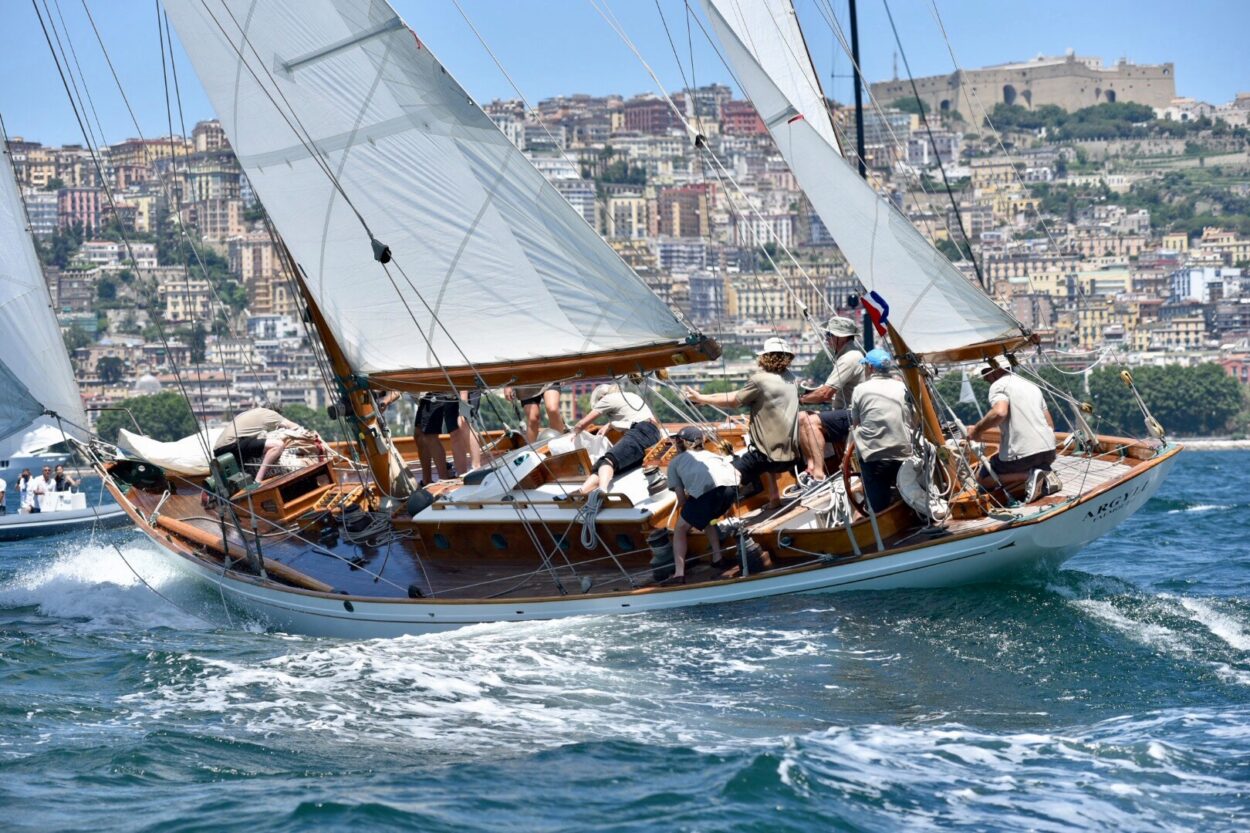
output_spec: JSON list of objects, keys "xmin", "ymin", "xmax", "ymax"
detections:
[{"xmin": 0, "ymin": 455, "xmax": 1247, "ymax": 832}]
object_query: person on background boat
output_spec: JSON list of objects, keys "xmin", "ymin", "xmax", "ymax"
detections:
[
  {"xmin": 0, "ymin": 476, "xmax": 6, "ymax": 515},
  {"xmin": 797, "ymin": 316, "xmax": 864, "ymax": 481},
  {"xmin": 664, "ymin": 426, "xmax": 741, "ymax": 585},
  {"xmin": 414, "ymin": 389, "xmax": 483, "ymax": 484},
  {"xmin": 26, "ymin": 466, "xmax": 56, "ymax": 513},
  {"xmin": 16, "ymin": 468, "xmax": 34, "ymax": 513},
  {"xmin": 850, "ymin": 349, "xmax": 915, "ymax": 513},
  {"xmin": 53, "ymin": 465, "xmax": 78, "ymax": 492},
  {"xmin": 573, "ymin": 381, "xmax": 661, "ymax": 498},
  {"xmin": 212, "ymin": 407, "xmax": 305, "ymax": 483},
  {"xmin": 504, "ymin": 383, "xmax": 566, "ymax": 443},
  {"xmin": 968, "ymin": 357, "xmax": 1060, "ymax": 502},
  {"xmin": 684, "ymin": 337, "xmax": 799, "ymax": 509}
]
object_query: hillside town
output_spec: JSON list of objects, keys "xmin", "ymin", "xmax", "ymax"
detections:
[{"xmin": 7, "ymin": 52, "xmax": 1250, "ymax": 429}]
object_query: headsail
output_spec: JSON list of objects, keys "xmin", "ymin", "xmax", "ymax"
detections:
[
  {"xmin": 161, "ymin": 0, "xmax": 714, "ymax": 387},
  {"xmin": 700, "ymin": 0, "xmax": 1029, "ymax": 359},
  {"xmin": 0, "ymin": 141, "xmax": 86, "ymax": 444}
]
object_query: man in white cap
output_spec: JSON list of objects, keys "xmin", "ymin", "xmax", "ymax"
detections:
[
  {"xmin": 573, "ymin": 381, "xmax": 661, "ymax": 497},
  {"xmin": 968, "ymin": 357, "xmax": 1058, "ymax": 502},
  {"xmin": 798, "ymin": 315, "xmax": 865, "ymax": 480},
  {"xmin": 663, "ymin": 426, "xmax": 742, "ymax": 584},
  {"xmin": 685, "ymin": 336, "xmax": 799, "ymax": 508}
]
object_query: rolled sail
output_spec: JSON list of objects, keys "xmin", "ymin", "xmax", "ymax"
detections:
[
  {"xmin": 0, "ymin": 143, "xmax": 86, "ymax": 443},
  {"xmin": 700, "ymin": 0, "xmax": 1029, "ymax": 359},
  {"xmin": 161, "ymin": 0, "xmax": 713, "ymax": 387}
]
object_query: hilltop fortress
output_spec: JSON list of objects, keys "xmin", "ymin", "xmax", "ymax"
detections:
[{"xmin": 870, "ymin": 53, "xmax": 1176, "ymax": 118}]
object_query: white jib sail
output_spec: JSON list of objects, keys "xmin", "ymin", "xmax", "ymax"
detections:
[
  {"xmin": 161, "ymin": 0, "xmax": 695, "ymax": 377},
  {"xmin": 0, "ymin": 143, "xmax": 86, "ymax": 444},
  {"xmin": 701, "ymin": 0, "xmax": 1026, "ymax": 356}
]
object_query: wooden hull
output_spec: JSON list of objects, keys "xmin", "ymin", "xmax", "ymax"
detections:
[{"xmin": 102, "ymin": 438, "xmax": 1182, "ymax": 638}]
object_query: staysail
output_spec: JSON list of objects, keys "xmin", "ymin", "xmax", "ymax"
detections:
[
  {"xmin": 700, "ymin": 0, "xmax": 1029, "ymax": 359},
  {"xmin": 161, "ymin": 0, "xmax": 714, "ymax": 387},
  {"xmin": 0, "ymin": 141, "xmax": 87, "ymax": 444}
]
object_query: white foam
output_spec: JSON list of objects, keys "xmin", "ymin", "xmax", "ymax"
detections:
[
  {"xmin": 0, "ymin": 538, "xmax": 208, "ymax": 632},
  {"xmin": 1165, "ymin": 503, "xmax": 1229, "ymax": 514},
  {"xmin": 779, "ymin": 710, "xmax": 1248, "ymax": 831},
  {"xmin": 1071, "ymin": 599, "xmax": 1193, "ymax": 657},
  {"xmin": 1177, "ymin": 597, "xmax": 1250, "ymax": 651}
]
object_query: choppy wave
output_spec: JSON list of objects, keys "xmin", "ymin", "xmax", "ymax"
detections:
[{"xmin": 0, "ymin": 537, "xmax": 211, "ymax": 632}]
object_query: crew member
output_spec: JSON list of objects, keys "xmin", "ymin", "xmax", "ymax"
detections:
[
  {"xmin": 414, "ymin": 390, "xmax": 482, "ymax": 484},
  {"xmin": 685, "ymin": 337, "xmax": 799, "ymax": 509},
  {"xmin": 798, "ymin": 316, "xmax": 865, "ymax": 480},
  {"xmin": 850, "ymin": 349, "xmax": 915, "ymax": 512},
  {"xmin": 574, "ymin": 382, "xmax": 661, "ymax": 497},
  {"xmin": 664, "ymin": 426, "xmax": 741, "ymax": 584},
  {"xmin": 504, "ymin": 383, "xmax": 566, "ymax": 443},
  {"xmin": 53, "ymin": 464, "xmax": 79, "ymax": 492},
  {"xmin": 213, "ymin": 406, "xmax": 305, "ymax": 483},
  {"xmin": 967, "ymin": 357, "xmax": 1059, "ymax": 502}
]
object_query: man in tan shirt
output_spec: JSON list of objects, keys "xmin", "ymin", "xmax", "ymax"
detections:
[
  {"xmin": 686, "ymin": 337, "xmax": 799, "ymax": 508},
  {"xmin": 798, "ymin": 315, "xmax": 865, "ymax": 480}
]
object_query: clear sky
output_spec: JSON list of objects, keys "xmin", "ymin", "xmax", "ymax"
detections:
[{"xmin": 2, "ymin": 0, "xmax": 1247, "ymax": 146}]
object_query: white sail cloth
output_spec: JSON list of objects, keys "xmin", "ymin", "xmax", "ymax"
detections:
[
  {"xmin": 117, "ymin": 427, "xmax": 225, "ymax": 477},
  {"xmin": 700, "ymin": 0, "xmax": 1026, "ymax": 356},
  {"xmin": 161, "ymin": 0, "xmax": 694, "ymax": 376},
  {"xmin": 0, "ymin": 146, "xmax": 86, "ymax": 444}
]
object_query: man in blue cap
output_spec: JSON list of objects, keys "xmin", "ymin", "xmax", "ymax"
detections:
[{"xmin": 849, "ymin": 348, "xmax": 915, "ymax": 513}]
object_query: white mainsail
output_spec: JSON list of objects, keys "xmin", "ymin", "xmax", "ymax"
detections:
[
  {"xmin": 700, "ymin": 0, "xmax": 1027, "ymax": 357},
  {"xmin": 161, "ymin": 0, "xmax": 699, "ymax": 380},
  {"xmin": 0, "ymin": 143, "xmax": 86, "ymax": 444}
]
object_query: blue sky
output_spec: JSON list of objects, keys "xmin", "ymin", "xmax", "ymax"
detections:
[{"xmin": 2, "ymin": 0, "xmax": 1247, "ymax": 146}]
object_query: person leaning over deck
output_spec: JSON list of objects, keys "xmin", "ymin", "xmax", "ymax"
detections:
[
  {"xmin": 797, "ymin": 315, "xmax": 865, "ymax": 480},
  {"xmin": 573, "ymin": 382, "xmax": 661, "ymax": 498},
  {"xmin": 967, "ymin": 357, "xmax": 1060, "ymax": 503},
  {"xmin": 850, "ymin": 349, "xmax": 915, "ymax": 513},
  {"xmin": 664, "ymin": 426, "xmax": 741, "ymax": 585},
  {"xmin": 684, "ymin": 337, "xmax": 800, "ymax": 509},
  {"xmin": 212, "ymin": 406, "xmax": 303, "ymax": 483}
]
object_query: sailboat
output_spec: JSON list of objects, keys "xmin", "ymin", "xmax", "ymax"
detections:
[
  {"xmin": 84, "ymin": 0, "xmax": 1175, "ymax": 637},
  {"xmin": 0, "ymin": 133, "xmax": 128, "ymax": 539}
]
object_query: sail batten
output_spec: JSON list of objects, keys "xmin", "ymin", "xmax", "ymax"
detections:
[
  {"xmin": 0, "ymin": 144, "xmax": 86, "ymax": 444},
  {"xmin": 162, "ymin": 0, "xmax": 705, "ymax": 379},
  {"xmin": 700, "ymin": 0, "xmax": 1027, "ymax": 357}
]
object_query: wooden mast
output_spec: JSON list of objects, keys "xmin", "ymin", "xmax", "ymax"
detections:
[{"xmin": 286, "ymin": 258, "xmax": 414, "ymax": 501}]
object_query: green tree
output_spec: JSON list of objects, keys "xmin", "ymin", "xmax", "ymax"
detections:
[
  {"xmin": 96, "ymin": 275, "xmax": 118, "ymax": 303},
  {"xmin": 189, "ymin": 324, "xmax": 207, "ymax": 364},
  {"xmin": 936, "ymin": 236, "xmax": 972, "ymax": 262},
  {"xmin": 280, "ymin": 403, "xmax": 346, "ymax": 442},
  {"xmin": 95, "ymin": 356, "xmax": 126, "ymax": 385},
  {"xmin": 44, "ymin": 177, "xmax": 65, "ymax": 191},
  {"xmin": 62, "ymin": 322, "xmax": 93, "ymax": 354},
  {"xmin": 96, "ymin": 392, "xmax": 198, "ymax": 443},
  {"xmin": 890, "ymin": 97, "xmax": 928, "ymax": 116}
]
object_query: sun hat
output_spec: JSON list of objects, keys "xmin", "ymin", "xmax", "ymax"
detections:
[
  {"xmin": 860, "ymin": 348, "xmax": 895, "ymax": 370},
  {"xmin": 824, "ymin": 316, "xmax": 858, "ymax": 337},
  {"xmin": 590, "ymin": 383, "xmax": 614, "ymax": 408},
  {"xmin": 756, "ymin": 336, "xmax": 794, "ymax": 356}
]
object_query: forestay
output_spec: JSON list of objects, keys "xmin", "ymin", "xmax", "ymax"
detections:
[
  {"xmin": 0, "ymin": 144, "xmax": 86, "ymax": 444},
  {"xmin": 700, "ymin": 0, "xmax": 1028, "ymax": 357},
  {"xmin": 162, "ymin": 0, "xmax": 698, "ymax": 379}
]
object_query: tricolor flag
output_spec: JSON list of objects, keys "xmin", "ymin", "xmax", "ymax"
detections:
[{"xmin": 862, "ymin": 291, "xmax": 890, "ymax": 336}]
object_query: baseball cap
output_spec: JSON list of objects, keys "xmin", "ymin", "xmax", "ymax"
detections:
[
  {"xmin": 674, "ymin": 426, "xmax": 704, "ymax": 444},
  {"xmin": 860, "ymin": 348, "xmax": 894, "ymax": 370}
]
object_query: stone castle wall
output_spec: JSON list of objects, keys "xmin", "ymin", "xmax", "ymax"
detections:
[{"xmin": 870, "ymin": 56, "xmax": 1176, "ymax": 121}]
